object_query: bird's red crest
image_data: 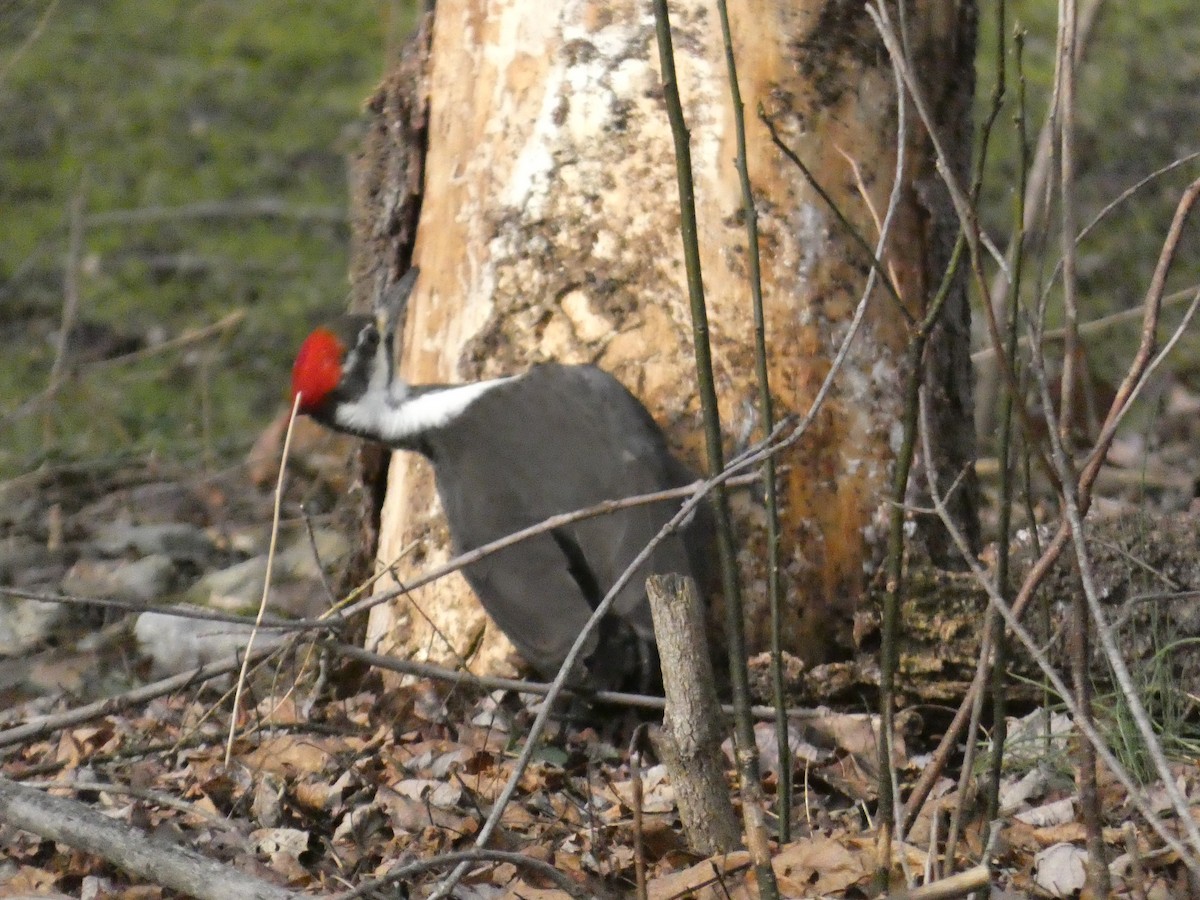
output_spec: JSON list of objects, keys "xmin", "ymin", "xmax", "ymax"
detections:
[{"xmin": 291, "ymin": 327, "xmax": 344, "ymax": 411}]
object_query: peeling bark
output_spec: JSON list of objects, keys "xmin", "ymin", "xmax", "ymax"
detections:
[{"xmin": 351, "ymin": 1, "xmax": 979, "ymax": 682}]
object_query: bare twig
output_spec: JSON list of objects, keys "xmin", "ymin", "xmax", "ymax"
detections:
[
  {"xmin": 342, "ymin": 471, "xmax": 760, "ymax": 620},
  {"xmin": 980, "ymin": 0, "xmax": 1107, "ymax": 351},
  {"xmin": 20, "ymin": 779, "xmax": 235, "ymax": 829},
  {"xmin": 916, "ymin": 389, "xmax": 1200, "ymax": 877},
  {"xmin": 630, "ymin": 725, "xmax": 649, "ymax": 900},
  {"xmin": 0, "ymin": 0, "xmax": 60, "ymax": 86},
  {"xmin": 714, "ymin": 0, "xmax": 790, "ymax": 843},
  {"xmin": 44, "ymin": 181, "xmax": 87, "ymax": 444},
  {"xmin": 3, "ymin": 310, "xmax": 246, "ymax": 426},
  {"xmin": 867, "ymin": 3, "xmax": 1009, "ymax": 279},
  {"xmin": 760, "ymin": 112, "xmax": 911, "ymax": 323},
  {"xmin": 428, "ymin": 440, "xmax": 728, "ymax": 898},
  {"xmin": 328, "ymin": 639, "xmax": 826, "ymax": 722},
  {"xmin": 847, "ymin": 12, "xmax": 923, "ymax": 866},
  {"xmin": 903, "ymin": 178, "xmax": 1200, "ymax": 834},
  {"xmin": 1049, "ymin": 0, "xmax": 1110, "ymax": 889},
  {"xmin": 0, "ymin": 586, "xmax": 327, "ymax": 632},
  {"xmin": 650, "ymin": 4, "xmax": 777, "ymax": 894},
  {"xmin": 970, "ymin": 282, "xmax": 1200, "ymax": 362},
  {"xmin": 889, "ymin": 863, "xmax": 991, "ymax": 900},
  {"xmin": 1034, "ymin": 305, "xmax": 1200, "ymax": 863},
  {"xmin": 225, "ymin": 394, "xmax": 303, "ymax": 765}
]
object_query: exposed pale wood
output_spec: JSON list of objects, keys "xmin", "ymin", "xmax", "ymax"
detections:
[{"xmin": 355, "ymin": 1, "xmax": 979, "ymax": 677}]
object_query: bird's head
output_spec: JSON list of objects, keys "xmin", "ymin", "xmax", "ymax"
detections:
[
  {"xmin": 291, "ymin": 315, "xmax": 388, "ymax": 419},
  {"xmin": 292, "ymin": 267, "xmax": 420, "ymax": 421}
]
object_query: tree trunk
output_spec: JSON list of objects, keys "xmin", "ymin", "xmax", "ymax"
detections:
[{"xmin": 349, "ymin": 0, "xmax": 979, "ymax": 679}]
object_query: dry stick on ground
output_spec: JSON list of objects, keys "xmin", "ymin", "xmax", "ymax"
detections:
[
  {"xmin": 21, "ymin": 780, "xmax": 237, "ymax": 830},
  {"xmin": 0, "ymin": 775, "xmax": 299, "ymax": 900},
  {"xmin": 629, "ymin": 725, "xmax": 649, "ymax": 900},
  {"xmin": 914, "ymin": 390, "xmax": 1200, "ymax": 878},
  {"xmin": 332, "ymin": 848, "xmax": 589, "ymax": 900},
  {"xmin": 0, "ymin": 649, "xmax": 274, "ymax": 752},
  {"xmin": 901, "ymin": 177, "xmax": 1200, "ymax": 835},
  {"xmin": 327, "ymin": 639, "xmax": 830, "ymax": 722},
  {"xmin": 645, "ymin": 574, "xmax": 741, "ymax": 855},
  {"xmin": 885, "ymin": 863, "xmax": 991, "ymax": 900}
]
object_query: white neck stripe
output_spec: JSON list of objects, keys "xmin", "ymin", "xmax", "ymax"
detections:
[{"xmin": 333, "ymin": 377, "xmax": 513, "ymax": 444}]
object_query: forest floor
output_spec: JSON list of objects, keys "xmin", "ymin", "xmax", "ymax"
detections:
[{"xmin": 4, "ymin": 379, "xmax": 1200, "ymax": 899}]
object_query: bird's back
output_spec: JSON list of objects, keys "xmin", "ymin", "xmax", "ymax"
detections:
[{"xmin": 426, "ymin": 363, "xmax": 713, "ymax": 689}]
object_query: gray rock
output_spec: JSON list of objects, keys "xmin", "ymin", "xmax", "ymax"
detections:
[
  {"xmin": 62, "ymin": 554, "xmax": 176, "ymax": 604},
  {"xmin": 93, "ymin": 522, "xmax": 213, "ymax": 564},
  {"xmin": 134, "ymin": 610, "xmax": 287, "ymax": 677},
  {"xmin": 0, "ymin": 595, "xmax": 70, "ymax": 654},
  {"xmin": 0, "ymin": 535, "xmax": 55, "ymax": 583},
  {"xmin": 184, "ymin": 528, "xmax": 350, "ymax": 614},
  {"xmin": 188, "ymin": 556, "xmax": 268, "ymax": 613}
]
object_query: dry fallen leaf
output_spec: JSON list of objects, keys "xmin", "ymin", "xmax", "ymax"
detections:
[
  {"xmin": 1016, "ymin": 796, "xmax": 1075, "ymax": 827},
  {"xmin": 1033, "ymin": 842, "xmax": 1088, "ymax": 897},
  {"xmin": 773, "ymin": 835, "xmax": 872, "ymax": 896}
]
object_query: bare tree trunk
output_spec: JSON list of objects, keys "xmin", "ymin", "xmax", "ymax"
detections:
[{"xmin": 350, "ymin": 0, "xmax": 979, "ymax": 678}]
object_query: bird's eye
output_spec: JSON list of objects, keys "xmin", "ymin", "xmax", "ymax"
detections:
[{"xmin": 359, "ymin": 325, "xmax": 380, "ymax": 350}]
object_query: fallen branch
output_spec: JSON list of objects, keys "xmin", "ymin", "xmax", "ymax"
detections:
[{"xmin": 0, "ymin": 775, "xmax": 298, "ymax": 900}]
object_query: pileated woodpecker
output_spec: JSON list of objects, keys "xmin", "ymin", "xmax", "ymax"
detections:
[{"xmin": 291, "ymin": 269, "xmax": 712, "ymax": 693}]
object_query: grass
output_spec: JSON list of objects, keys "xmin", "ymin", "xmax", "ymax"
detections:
[{"xmin": 0, "ymin": 0, "xmax": 417, "ymax": 476}]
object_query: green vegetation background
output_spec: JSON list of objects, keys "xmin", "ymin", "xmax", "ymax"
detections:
[
  {"xmin": 1, "ymin": 0, "xmax": 1197, "ymax": 478},
  {"xmin": 975, "ymin": 0, "xmax": 1200, "ymax": 390},
  {"xmin": 1, "ymin": 0, "xmax": 417, "ymax": 475}
]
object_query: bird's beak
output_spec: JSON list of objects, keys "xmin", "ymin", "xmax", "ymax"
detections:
[{"xmin": 374, "ymin": 266, "xmax": 421, "ymax": 340}]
